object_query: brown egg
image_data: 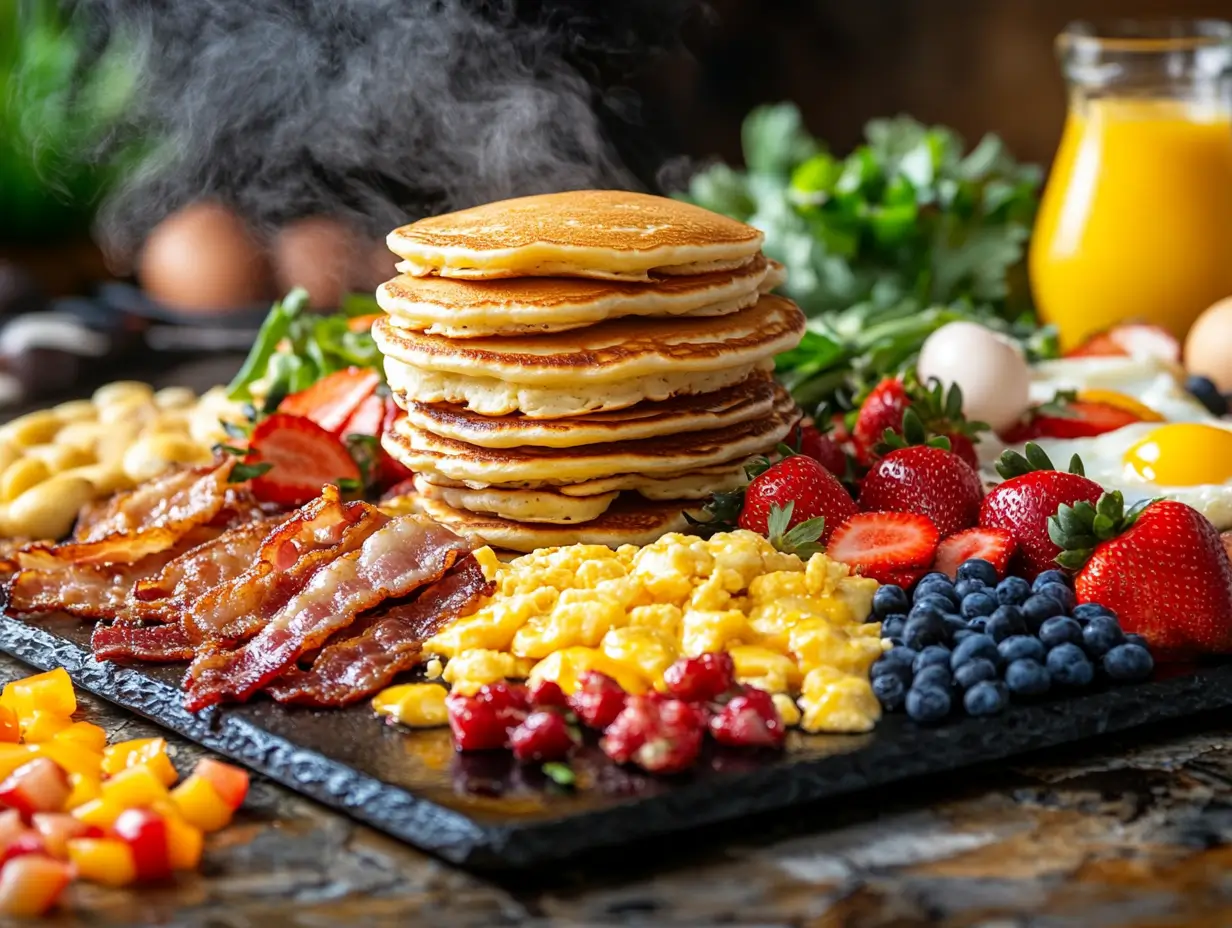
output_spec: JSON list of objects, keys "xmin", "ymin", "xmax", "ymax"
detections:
[
  {"xmin": 272, "ymin": 217, "xmax": 366, "ymax": 311},
  {"xmin": 1185, "ymin": 296, "xmax": 1232, "ymax": 392},
  {"xmin": 139, "ymin": 202, "xmax": 273, "ymax": 313}
]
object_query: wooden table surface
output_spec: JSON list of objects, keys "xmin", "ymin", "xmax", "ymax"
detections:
[{"xmin": 10, "ymin": 354, "xmax": 1232, "ymax": 927}]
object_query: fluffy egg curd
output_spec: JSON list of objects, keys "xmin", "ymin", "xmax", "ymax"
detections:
[{"xmin": 379, "ymin": 530, "xmax": 886, "ymax": 734}]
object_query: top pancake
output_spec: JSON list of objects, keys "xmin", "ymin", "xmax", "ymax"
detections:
[
  {"xmin": 386, "ymin": 190, "xmax": 764, "ymax": 281},
  {"xmin": 377, "ymin": 255, "xmax": 778, "ymax": 338},
  {"xmin": 373, "ymin": 294, "xmax": 805, "ymax": 386}
]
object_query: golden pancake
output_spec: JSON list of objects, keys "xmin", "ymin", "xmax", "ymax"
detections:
[
  {"xmin": 382, "ymin": 388, "xmax": 801, "ymax": 486},
  {"xmin": 373, "ymin": 295, "xmax": 804, "ymax": 386},
  {"xmin": 411, "ymin": 474, "xmax": 619, "ymax": 524},
  {"xmin": 407, "ymin": 493, "xmax": 699, "ymax": 552},
  {"xmin": 376, "ymin": 255, "xmax": 772, "ymax": 338},
  {"xmin": 386, "ymin": 191, "xmax": 764, "ymax": 281},
  {"xmin": 397, "ymin": 371, "xmax": 779, "ymax": 449}
]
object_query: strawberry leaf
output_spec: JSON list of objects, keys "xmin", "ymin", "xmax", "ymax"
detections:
[
  {"xmin": 1049, "ymin": 490, "xmax": 1150, "ymax": 570},
  {"xmin": 765, "ymin": 502, "xmax": 825, "ymax": 557},
  {"xmin": 230, "ymin": 461, "xmax": 273, "ymax": 483},
  {"xmin": 997, "ymin": 442, "xmax": 1089, "ymax": 480}
]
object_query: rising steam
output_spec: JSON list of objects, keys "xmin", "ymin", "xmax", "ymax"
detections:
[{"xmin": 75, "ymin": 0, "xmax": 700, "ymax": 257}]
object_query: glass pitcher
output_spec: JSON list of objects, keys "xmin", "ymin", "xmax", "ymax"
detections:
[{"xmin": 1030, "ymin": 20, "xmax": 1232, "ymax": 351}]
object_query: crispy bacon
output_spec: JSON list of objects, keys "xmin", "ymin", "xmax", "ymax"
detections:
[
  {"xmin": 8, "ymin": 525, "xmax": 224, "ymax": 618},
  {"xmin": 266, "ymin": 555, "xmax": 493, "ymax": 706},
  {"xmin": 121, "ymin": 517, "xmax": 288, "ymax": 624},
  {"xmin": 181, "ymin": 487, "xmax": 387, "ymax": 647},
  {"xmin": 90, "ymin": 621, "xmax": 195, "ymax": 663},
  {"xmin": 18, "ymin": 460, "xmax": 239, "ymax": 569},
  {"xmin": 184, "ymin": 516, "xmax": 472, "ymax": 711}
]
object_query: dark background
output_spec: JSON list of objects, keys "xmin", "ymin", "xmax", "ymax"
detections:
[{"xmin": 647, "ymin": 0, "xmax": 1232, "ymax": 169}]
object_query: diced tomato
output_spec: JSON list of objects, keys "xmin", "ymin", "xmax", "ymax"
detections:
[
  {"xmin": 192, "ymin": 759, "xmax": 249, "ymax": 811},
  {"xmin": 0, "ymin": 759, "xmax": 70, "ymax": 819},
  {"xmin": 31, "ymin": 813, "xmax": 100, "ymax": 859},
  {"xmin": 1067, "ymin": 323, "xmax": 1181, "ymax": 363},
  {"xmin": 112, "ymin": 809, "xmax": 171, "ymax": 882},
  {"xmin": 277, "ymin": 367, "xmax": 381, "ymax": 436},
  {"xmin": 0, "ymin": 855, "xmax": 73, "ymax": 915},
  {"xmin": 0, "ymin": 834, "xmax": 45, "ymax": 866},
  {"xmin": 246, "ymin": 413, "xmax": 362, "ymax": 508}
]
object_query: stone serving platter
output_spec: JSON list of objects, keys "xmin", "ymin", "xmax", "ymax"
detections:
[{"xmin": 1, "ymin": 613, "xmax": 1230, "ymax": 870}]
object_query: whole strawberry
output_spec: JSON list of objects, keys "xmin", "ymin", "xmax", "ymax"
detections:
[
  {"xmin": 797, "ymin": 423, "xmax": 848, "ymax": 476},
  {"xmin": 739, "ymin": 454, "xmax": 856, "ymax": 549},
  {"xmin": 980, "ymin": 444, "xmax": 1103, "ymax": 578},
  {"xmin": 1052, "ymin": 495, "xmax": 1232, "ymax": 657},
  {"xmin": 852, "ymin": 377, "xmax": 910, "ymax": 465},
  {"xmin": 857, "ymin": 444, "xmax": 983, "ymax": 537}
]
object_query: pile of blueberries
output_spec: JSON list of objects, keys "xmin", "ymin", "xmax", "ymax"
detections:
[{"xmin": 868, "ymin": 558, "xmax": 1155, "ymax": 724}]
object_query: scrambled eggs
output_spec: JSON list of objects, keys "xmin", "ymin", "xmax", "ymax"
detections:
[{"xmin": 403, "ymin": 530, "xmax": 884, "ymax": 734}]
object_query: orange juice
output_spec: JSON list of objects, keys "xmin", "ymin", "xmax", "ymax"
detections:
[{"xmin": 1030, "ymin": 99, "xmax": 1232, "ymax": 350}]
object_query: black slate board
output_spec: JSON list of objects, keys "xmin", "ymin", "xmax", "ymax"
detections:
[{"xmin": 1, "ymin": 612, "xmax": 1229, "ymax": 870}]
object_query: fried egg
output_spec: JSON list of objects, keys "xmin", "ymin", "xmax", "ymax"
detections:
[{"xmin": 981, "ymin": 356, "xmax": 1232, "ymax": 529}]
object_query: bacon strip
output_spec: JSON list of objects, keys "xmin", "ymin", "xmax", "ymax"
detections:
[
  {"xmin": 184, "ymin": 516, "xmax": 471, "ymax": 711},
  {"xmin": 121, "ymin": 517, "xmax": 287, "ymax": 624},
  {"xmin": 266, "ymin": 555, "xmax": 493, "ymax": 707},
  {"xmin": 8, "ymin": 525, "xmax": 224, "ymax": 618},
  {"xmin": 18, "ymin": 460, "xmax": 238, "ymax": 569},
  {"xmin": 181, "ymin": 488, "xmax": 388, "ymax": 647},
  {"xmin": 91, "ymin": 621, "xmax": 195, "ymax": 663}
]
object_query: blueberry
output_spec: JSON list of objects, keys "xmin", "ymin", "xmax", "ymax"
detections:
[
  {"xmin": 880, "ymin": 614, "xmax": 907, "ymax": 641},
  {"xmin": 1033, "ymin": 570, "xmax": 1070, "ymax": 592},
  {"xmin": 1081, "ymin": 615, "xmax": 1126, "ymax": 659},
  {"xmin": 914, "ymin": 579, "xmax": 959, "ymax": 608},
  {"xmin": 872, "ymin": 673, "xmax": 907, "ymax": 710},
  {"xmin": 942, "ymin": 614, "xmax": 968, "ymax": 640},
  {"xmin": 955, "ymin": 558, "xmax": 998, "ymax": 587},
  {"xmin": 1125, "ymin": 633, "xmax": 1148, "ymax": 648},
  {"xmin": 998, "ymin": 634, "xmax": 1046, "ymax": 664},
  {"xmin": 961, "ymin": 591, "xmax": 998, "ymax": 620},
  {"xmin": 1005, "ymin": 658, "xmax": 1051, "ymax": 697},
  {"xmin": 1036, "ymin": 582, "xmax": 1076, "ymax": 613},
  {"xmin": 872, "ymin": 584, "xmax": 909, "ymax": 619},
  {"xmin": 884, "ymin": 645, "xmax": 918, "ymax": 665},
  {"xmin": 912, "ymin": 595, "xmax": 957, "ymax": 618},
  {"xmin": 995, "ymin": 576, "xmax": 1032, "ymax": 606},
  {"xmin": 1186, "ymin": 374, "xmax": 1229, "ymax": 417},
  {"xmin": 952, "ymin": 629, "xmax": 978, "ymax": 644},
  {"xmin": 1039, "ymin": 616, "xmax": 1084, "ymax": 650},
  {"xmin": 1104, "ymin": 643, "xmax": 1154, "ymax": 682},
  {"xmin": 986, "ymin": 604, "xmax": 1028, "ymax": 642},
  {"xmin": 951, "ymin": 633, "xmax": 1000, "ymax": 670},
  {"xmin": 1072, "ymin": 602, "xmax": 1116, "ymax": 622},
  {"xmin": 964, "ymin": 680, "xmax": 1010, "ymax": 717},
  {"xmin": 954, "ymin": 578, "xmax": 986, "ymax": 600},
  {"xmin": 1046, "ymin": 642, "xmax": 1095, "ymax": 688},
  {"xmin": 871, "ymin": 659, "xmax": 912, "ymax": 687},
  {"xmin": 914, "ymin": 665, "xmax": 953, "ymax": 693},
  {"xmin": 918, "ymin": 571, "xmax": 950, "ymax": 587},
  {"xmin": 954, "ymin": 657, "xmax": 998, "ymax": 690},
  {"xmin": 1022, "ymin": 594, "xmax": 1064, "ymax": 632},
  {"xmin": 906, "ymin": 685, "xmax": 952, "ymax": 724},
  {"xmin": 966, "ymin": 615, "xmax": 989, "ymax": 634},
  {"xmin": 903, "ymin": 614, "xmax": 947, "ymax": 650},
  {"xmin": 913, "ymin": 645, "xmax": 952, "ymax": 675}
]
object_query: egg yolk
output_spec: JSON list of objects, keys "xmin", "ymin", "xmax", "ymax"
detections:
[{"xmin": 1124, "ymin": 423, "xmax": 1232, "ymax": 485}]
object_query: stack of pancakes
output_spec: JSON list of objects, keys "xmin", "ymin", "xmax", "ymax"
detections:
[{"xmin": 374, "ymin": 190, "xmax": 806, "ymax": 552}]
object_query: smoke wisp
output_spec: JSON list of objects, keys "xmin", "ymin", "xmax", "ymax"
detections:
[{"xmin": 77, "ymin": 0, "xmax": 700, "ymax": 256}]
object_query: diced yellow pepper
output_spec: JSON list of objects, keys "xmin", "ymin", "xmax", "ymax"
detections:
[
  {"xmin": 102, "ymin": 737, "xmax": 178, "ymax": 786},
  {"xmin": 0, "ymin": 668, "xmax": 76, "ymax": 718},
  {"xmin": 169, "ymin": 775, "xmax": 232, "ymax": 833},
  {"xmin": 67, "ymin": 837, "xmax": 137, "ymax": 887},
  {"xmin": 0, "ymin": 706, "xmax": 19, "ymax": 743},
  {"xmin": 71, "ymin": 797, "xmax": 125, "ymax": 830},
  {"xmin": 100, "ymin": 764, "xmax": 168, "ymax": 809},
  {"xmin": 164, "ymin": 815, "xmax": 204, "ymax": 870},
  {"xmin": 20, "ymin": 710, "xmax": 72, "ymax": 743},
  {"xmin": 0, "ymin": 744, "xmax": 38, "ymax": 780},
  {"xmin": 33, "ymin": 739, "xmax": 103, "ymax": 780},
  {"xmin": 64, "ymin": 773, "xmax": 101, "ymax": 811},
  {"xmin": 54, "ymin": 722, "xmax": 107, "ymax": 753}
]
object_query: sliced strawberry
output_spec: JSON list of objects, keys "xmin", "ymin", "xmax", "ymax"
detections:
[
  {"xmin": 826, "ymin": 512, "xmax": 940, "ymax": 583},
  {"xmin": 934, "ymin": 527, "xmax": 1017, "ymax": 579},
  {"xmin": 376, "ymin": 396, "xmax": 414, "ymax": 487},
  {"xmin": 1067, "ymin": 323, "xmax": 1180, "ymax": 363},
  {"xmin": 1016, "ymin": 400, "xmax": 1142, "ymax": 442},
  {"xmin": 875, "ymin": 567, "xmax": 928, "ymax": 590},
  {"xmin": 246, "ymin": 413, "xmax": 361, "ymax": 508},
  {"xmin": 278, "ymin": 367, "xmax": 381, "ymax": 436}
]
